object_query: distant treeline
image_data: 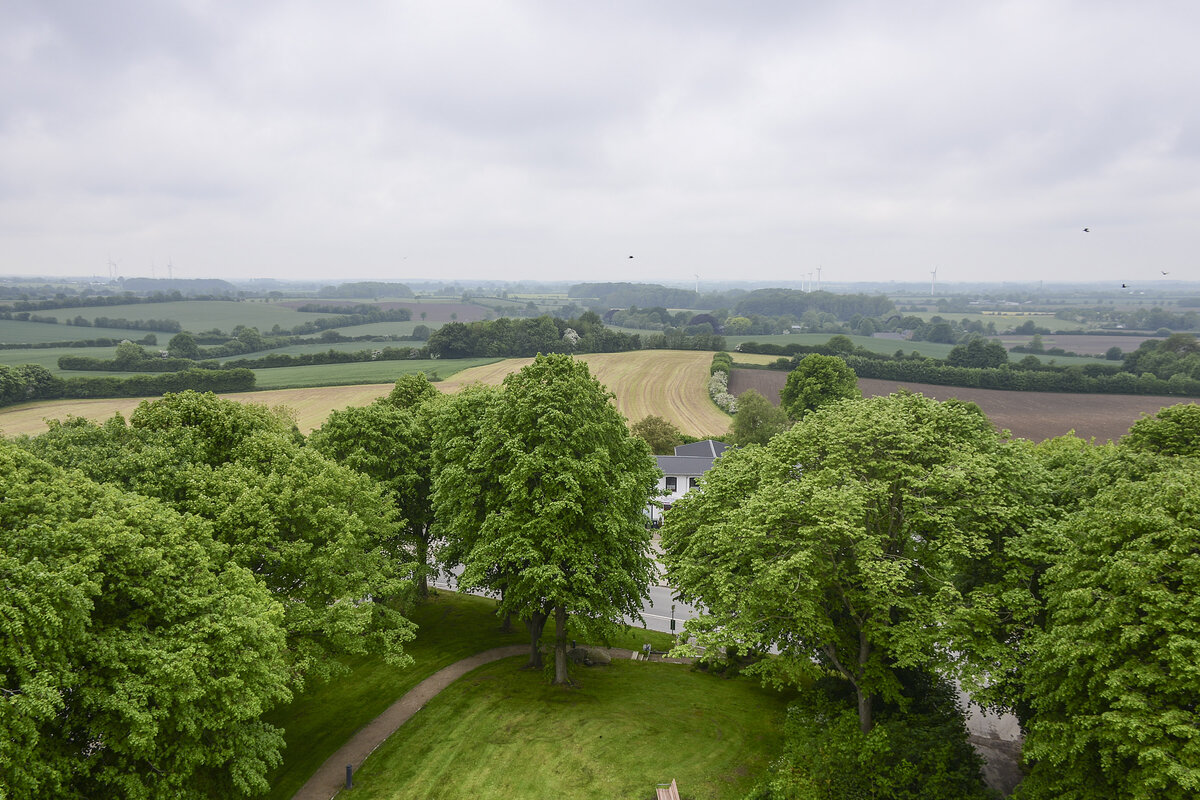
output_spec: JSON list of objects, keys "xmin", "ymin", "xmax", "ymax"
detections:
[
  {"xmin": 316, "ymin": 282, "xmax": 415, "ymax": 299},
  {"xmin": 570, "ymin": 283, "xmax": 896, "ymax": 323},
  {"xmin": 0, "ymin": 290, "xmax": 232, "ymax": 314},
  {"xmin": 0, "ymin": 334, "xmax": 160, "ymax": 351},
  {"xmin": 426, "ymin": 313, "xmax": 643, "ymax": 358},
  {"xmin": 0, "ymin": 364, "xmax": 254, "ymax": 408},
  {"xmin": 0, "ymin": 310, "xmax": 182, "ymax": 332},
  {"xmin": 743, "ymin": 333, "xmax": 1200, "ymax": 397}
]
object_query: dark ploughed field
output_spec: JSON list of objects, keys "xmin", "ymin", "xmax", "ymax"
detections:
[{"xmin": 730, "ymin": 368, "xmax": 1192, "ymax": 443}]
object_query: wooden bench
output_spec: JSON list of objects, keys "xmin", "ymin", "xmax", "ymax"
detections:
[{"xmin": 655, "ymin": 778, "xmax": 681, "ymax": 800}]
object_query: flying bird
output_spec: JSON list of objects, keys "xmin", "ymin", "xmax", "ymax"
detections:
[
  {"xmin": 1122, "ymin": 283, "xmax": 1128, "ymax": 288},
  {"xmin": 1083, "ymin": 227, "xmax": 1090, "ymax": 232},
  {"xmin": 1162, "ymin": 271, "xmax": 1170, "ymax": 275},
  {"xmin": 629, "ymin": 255, "xmax": 634, "ymax": 259}
]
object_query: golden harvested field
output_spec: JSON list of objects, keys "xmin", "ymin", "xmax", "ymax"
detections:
[
  {"xmin": 0, "ymin": 351, "xmax": 731, "ymax": 438},
  {"xmin": 440, "ymin": 350, "xmax": 732, "ymax": 436}
]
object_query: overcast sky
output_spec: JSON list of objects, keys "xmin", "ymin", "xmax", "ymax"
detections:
[{"xmin": 2, "ymin": 1, "xmax": 1197, "ymax": 286}]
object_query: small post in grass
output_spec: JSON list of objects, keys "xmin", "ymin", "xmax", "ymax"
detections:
[{"xmin": 346, "ymin": 764, "xmax": 353, "ymax": 789}]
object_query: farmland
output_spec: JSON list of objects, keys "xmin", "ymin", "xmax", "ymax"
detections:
[
  {"xmin": 0, "ymin": 351, "xmax": 732, "ymax": 439},
  {"xmin": 728, "ymin": 368, "xmax": 1191, "ymax": 443}
]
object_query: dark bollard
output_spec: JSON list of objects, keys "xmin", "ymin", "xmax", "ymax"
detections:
[{"xmin": 346, "ymin": 764, "xmax": 353, "ymax": 789}]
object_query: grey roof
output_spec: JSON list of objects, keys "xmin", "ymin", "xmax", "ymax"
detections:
[
  {"xmin": 673, "ymin": 439, "xmax": 729, "ymax": 458},
  {"xmin": 655, "ymin": 455, "xmax": 716, "ymax": 476}
]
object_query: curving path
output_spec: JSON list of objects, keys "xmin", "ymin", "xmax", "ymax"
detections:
[{"xmin": 290, "ymin": 644, "xmax": 528, "ymax": 800}]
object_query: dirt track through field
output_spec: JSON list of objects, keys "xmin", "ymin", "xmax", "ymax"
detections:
[{"xmin": 729, "ymin": 368, "xmax": 1192, "ymax": 443}]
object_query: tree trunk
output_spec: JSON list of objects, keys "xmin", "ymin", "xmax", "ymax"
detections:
[
  {"xmin": 501, "ymin": 611, "xmax": 512, "ymax": 633},
  {"xmin": 526, "ymin": 609, "xmax": 547, "ymax": 668},
  {"xmin": 857, "ymin": 630, "xmax": 872, "ymax": 734},
  {"xmin": 857, "ymin": 687, "xmax": 873, "ymax": 734},
  {"xmin": 415, "ymin": 534, "xmax": 429, "ymax": 599},
  {"xmin": 553, "ymin": 604, "xmax": 570, "ymax": 685}
]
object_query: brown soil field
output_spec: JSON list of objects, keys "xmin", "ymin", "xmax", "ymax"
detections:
[
  {"xmin": 0, "ymin": 351, "xmax": 731, "ymax": 440},
  {"xmin": 998, "ymin": 333, "xmax": 1160, "ymax": 355},
  {"xmin": 729, "ymin": 368, "xmax": 1192, "ymax": 443}
]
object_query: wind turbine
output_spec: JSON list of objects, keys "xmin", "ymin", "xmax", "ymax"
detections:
[
  {"xmin": 694, "ymin": 273, "xmax": 700, "ymax": 295},
  {"xmin": 816, "ymin": 266, "xmax": 822, "ymax": 292},
  {"xmin": 930, "ymin": 266, "xmax": 938, "ymax": 297}
]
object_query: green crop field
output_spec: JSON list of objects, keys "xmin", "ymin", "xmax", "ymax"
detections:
[
  {"xmin": 248, "ymin": 358, "xmax": 500, "ymax": 389},
  {"xmin": 326, "ymin": 320, "xmax": 425, "ymax": 337},
  {"xmin": 0, "ymin": 319, "xmax": 154, "ymax": 345},
  {"xmin": 0, "ymin": 346, "xmax": 122, "ymax": 370},
  {"xmin": 59, "ymin": 299, "xmax": 322, "ymax": 332}
]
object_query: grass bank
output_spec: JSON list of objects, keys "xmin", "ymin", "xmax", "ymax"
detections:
[
  {"xmin": 349, "ymin": 656, "xmax": 791, "ymax": 800},
  {"xmin": 263, "ymin": 590, "xmax": 680, "ymax": 800}
]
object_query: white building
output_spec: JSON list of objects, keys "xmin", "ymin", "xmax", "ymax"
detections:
[{"xmin": 648, "ymin": 439, "xmax": 729, "ymax": 525}]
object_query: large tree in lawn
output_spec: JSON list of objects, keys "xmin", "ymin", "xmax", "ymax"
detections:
[
  {"xmin": 435, "ymin": 354, "xmax": 659, "ymax": 684},
  {"xmin": 310, "ymin": 373, "xmax": 442, "ymax": 598},
  {"xmin": 660, "ymin": 391, "xmax": 1039, "ymax": 733}
]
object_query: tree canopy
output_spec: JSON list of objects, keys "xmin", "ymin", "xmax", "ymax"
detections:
[
  {"xmin": 0, "ymin": 440, "xmax": 291, "ymax": 798},
  {"xmin": 21, "ymin": 391, "xmax": 416, "ymax": 688},
  {"xmin": 661, "ymin": 391, "xmax": 1040, "ymax": 733},
  {"xmin": 779, "ymin": 354, "xmax": 861, "ymax": 419},
  {"xmin": 726, "ymin": 388, "xmax": 790, "ymax": 446},
  {"xmin": 431, "ymin": 354, "xmax": 659, "ymax": 683}
]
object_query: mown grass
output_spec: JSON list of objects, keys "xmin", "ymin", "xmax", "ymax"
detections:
[
  {"xmin": 349, "ymin": 656, "xmax": 791, "ymax": 800},
  {"xmin": 263, "ymin": 590, "xmax": 681, "ymax": 800}
]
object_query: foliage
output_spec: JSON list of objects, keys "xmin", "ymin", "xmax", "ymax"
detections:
[
  {"xmin": 750, "ymin": 673, "xmax": 991, "ymax": 800},
  {"xmin": 779, "ymin": 354, "xmax": 860, "ymax": 419},
  {"xmin": 21, "ymin": 391, "xmax": 416, "ymax": 689},
  {"xmin": 630, "ymin": 414, "xmax": 685, "ymax": 454},
  {"xmin": 1122, "ymin": 402, "xmax": 1200, "ymax": 456},
  {"xmin": 726, "ymin": 389, "xmax": 790, "ymax": 447},
  {"xmin": 431, "ymin": 354, "xmax": 659, "ymax": 683},
  {"xmin": 310, "ymin": 374, "xmax": 442, "ymax": 597},
  {"xmin": 0, "ymin": 441, "xmax": 291, "ymax": 799},
  {"xmin": 707, "ymin": 369, "xmax": 737, "ymax": 413},
  {"xmin": 427, "ymin": 314, "xmax": 641, "ymax": 359},
  {"xmin": 1016, "ymin": 467, "xmax": 1200, "ymax": 800},
  {"xmin": 947, "ymin": 337, "xmax": 1009, "ymax": 369},
  {"xmin": 661, "ymin": 392, "xmax": 1041, "ymax": 733}
]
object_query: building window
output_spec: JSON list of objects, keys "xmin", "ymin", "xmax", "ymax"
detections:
[
  {"xmin": 665, "ymin": 476, "xmax": 677, "ymax": 491},
  {"xmin": 689, "ymin": 477, "xmax": 699, "ymax": 489}
]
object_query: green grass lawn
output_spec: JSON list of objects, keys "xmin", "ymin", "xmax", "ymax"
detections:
[
  {"xmin": 264, "ymin": 590, "xmax": 681, "ymax": 800},
  {"xmin": 248, "ymin": 358, "xmax": 500, "ymax": 389},
  {"xmin": 350, "ymin": 657, "xmax": 791, "ymax": 800}
]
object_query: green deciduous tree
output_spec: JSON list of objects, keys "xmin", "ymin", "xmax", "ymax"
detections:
[
  {"xmin": 630, "ymin": 414, "xmax": 685, "ymax": 455},
  {"xmin": 432, "ymin": 354, "xmax": 659, "ymax": 684},
  {"xmin": 310, "ymin": 374, "xmax": 442, "ymax": 598},
  {"xmin": 661, "ymin": 392, "xmax": 1038, "ymax": 733},
  {"xmin": 726, "ymin": 388, "xmax": 790, "ymax": 446},
  {"xmin": 1017, "ymin": 467, "xmax": 1200, "ymax": 800},
  {"xmin": 779, "ymin": 354, "xmax": 860, "ymax": 419},
  {"xmin": 0, "ymin": 441, "xmax": 291, "ymax": 799},
  {"xmin": 22, "ymin": 391, "xmax": 415, "ymax": 688},
  {"xmin": 1122, "ymin": 402, "xmax": 1200, "ymax": 457}
]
